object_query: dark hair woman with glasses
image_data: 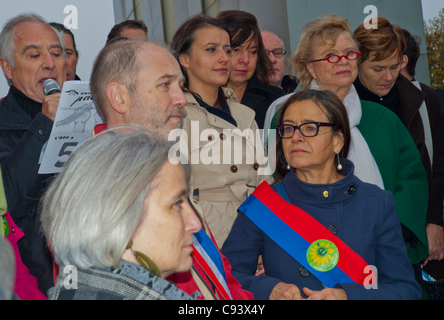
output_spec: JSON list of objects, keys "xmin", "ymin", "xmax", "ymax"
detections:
[
  {"xmin": 266, "ymin": 15, "xmax": 429, "ymax": 284},
  {"xmin": 222, "ymin": 89, "xmax": 421, "ymax": 300}
]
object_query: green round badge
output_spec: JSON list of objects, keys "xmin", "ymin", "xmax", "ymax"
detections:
[
  {"xmin": 2, "ymin": 215, "xmax": 9, "ymax": 237},
  {"xmin": 306, "ymin": 240, "xmax": 339, "ymax": 272}
]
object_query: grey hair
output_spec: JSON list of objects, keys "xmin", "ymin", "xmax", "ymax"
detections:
[
  {"xmin": 0, "ymin": 13, "xmax": 64, "ymax": 86},
  {"xmin": 41, "ymin": 127, "xmax": 190, "ymax": 269},
  {"xmin": 90, "ymin": 39, "xmax": 171, "ymax": 122}
]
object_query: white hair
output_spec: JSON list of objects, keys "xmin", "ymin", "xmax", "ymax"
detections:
[
  {"xmin": 41, "ymin": 127, "xmax": 189, "ymax": 269},
  {"xmin": 0, "ymin": 13, "xmax": 65, "ymax": 86}
]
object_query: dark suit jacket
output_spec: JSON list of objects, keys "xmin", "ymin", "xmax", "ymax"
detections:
[
  {"xmin": 396, "ymin": 75, "xmax": 444, "ymax": 227},
  {"xmin": 240, "ymin": 75, "xmax": 285, "ymax": 129},
  {"xmin": 0, "ymin": 89, "xmax": 55, "ymax": 295}
]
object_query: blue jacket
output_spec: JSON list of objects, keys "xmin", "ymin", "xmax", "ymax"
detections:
[{"xmin": 222, "ymin": 159, "xmax": 421, "ymax": 300}]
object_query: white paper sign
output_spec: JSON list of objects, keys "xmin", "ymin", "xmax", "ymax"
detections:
[{"xmin": 38, "ymin": 81, "xmax": 104, "ymax": 174}]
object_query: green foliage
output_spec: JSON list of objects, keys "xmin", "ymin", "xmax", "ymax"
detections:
[{"xmin": 425, "ymin": 8, "xmax": 444, "ymax": 89}]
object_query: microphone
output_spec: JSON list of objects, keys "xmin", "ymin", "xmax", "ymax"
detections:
[{"xmin": 43, "ymin": 79, "xmax": 61, "ymax": 96}]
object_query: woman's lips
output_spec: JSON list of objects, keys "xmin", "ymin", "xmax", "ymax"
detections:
[
  {"xmin": 336, "ymin": 70, "xmax": 351, "ymax": 75},
  {"xmin": 234, "ymin": 70, "xmax": 248, "ymax": 75},
  {"xmin": 291, "ymin": 149, "xmax": 308, "ymax": 154},
  {"xmin": 182, "ymin": 241, "xmax": 194, "ymax": 252}
]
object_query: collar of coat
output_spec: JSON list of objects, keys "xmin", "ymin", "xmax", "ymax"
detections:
[
  {"xmin": 184, "ymin": 87, "xmax": 257, "ymax": 131},
  {"xmin": 0, "ymin": 88, "xmax": 37, "ymax": 130},
  {"xmin": 395, "ymin": 74, "xmax": 427, "ymax": 130},
  {"xmin": 49, "ymin": 261, "xmax": 199, "ymax": 300}
]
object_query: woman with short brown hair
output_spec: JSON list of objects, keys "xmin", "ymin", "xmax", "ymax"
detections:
[{"xmin": 353, "ymin": 17, "xmax": 444, "ymax": 281}]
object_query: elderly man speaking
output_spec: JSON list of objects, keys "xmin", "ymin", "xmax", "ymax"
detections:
[{"xmin": 0, "ymin": 14, "xmax": 66, "ymax": 295}]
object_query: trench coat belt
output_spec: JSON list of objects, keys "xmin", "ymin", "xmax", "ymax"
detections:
[{"xmin": 199, "ymin": 185, "xmax": 256, "ymax": 203}]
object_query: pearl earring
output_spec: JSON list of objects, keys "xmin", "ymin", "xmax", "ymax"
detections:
[
  {"xmin": 287, "ymin": 164, "xmax": 291, "ymax": 171},
  {"xmin": 337, "ymin": 153, "xmax": 343, "ymax": 171}
]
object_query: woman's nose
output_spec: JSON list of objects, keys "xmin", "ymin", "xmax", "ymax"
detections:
[
  {"xmin": 238, "ymin": 51, "xmax": 250, "ymax": 65},
  {"xmin": 184, "ymin": 202, "xmax": 202, "ymax": 235}
]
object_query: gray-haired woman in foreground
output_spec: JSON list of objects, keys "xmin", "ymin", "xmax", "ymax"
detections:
[{"xmin": 41, "ymin": 128, "xmax": 202, "ymax": 300}]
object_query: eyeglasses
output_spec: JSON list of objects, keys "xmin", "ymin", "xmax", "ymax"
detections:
[
  {"xmin": 277, "ymin": 122, "xmax": 336, "ymax": 139},
  {"xmin": 312, "ymin": 52, "xmax": 362, "ymax": 63},
  {"xmin": 267, "ymin": 49, "xmax": 286, "ymax": 58}
]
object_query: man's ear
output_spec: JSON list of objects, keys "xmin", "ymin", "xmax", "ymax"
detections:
[
  {"xmin": 401, "ymin": 55, "xmax": 408, "ymax": 70},
  {"xmin": 0, "ymin": 57, "xmax": 13, "ymax": 81},
  {"xmin": 179, "ymin": 54, "xmax": 190, "ymax": 70},
  {"xmin": 105, "ymin": 82, "xmax": 130, "ymax": 115}
]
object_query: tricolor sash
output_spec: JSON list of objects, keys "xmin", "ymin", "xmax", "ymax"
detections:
[
  {"xmin": 192, "ymin": 229, "xmax": 232, "ymax": 300},
  {"xmin": 240, "ymin": 181, "xmax": 370, "ymax": 288}
]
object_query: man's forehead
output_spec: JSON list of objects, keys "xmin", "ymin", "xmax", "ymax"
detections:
[
  {"xmin": 138, "ymin": 45, "xmax": 182, "ymax": 76},
  {"xmin": 261, "ymin": 31, "xmax": 283, "ymax": 49},
  {"xmin": 14, "ymin": 21, "xmax": 60, "ymax": 46},
  {"xmin": 63, "ymin": 33, "xmax": 75, "ymax": 49}
]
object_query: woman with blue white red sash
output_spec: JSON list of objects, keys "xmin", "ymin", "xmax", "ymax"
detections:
[{"xmin": 222, "ymin": 90, "xmax": 421, "ymax": 300}]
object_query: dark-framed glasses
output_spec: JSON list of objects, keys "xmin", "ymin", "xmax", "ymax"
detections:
[
  {"xmin": 277, "ymin": 122, "xmax": 336, "ymax": 139},
  {"xmin": 312, "ymin": 52, "xmax": 362, "ymax": 64},
  {"xmin": 267, "ymin": 49, "xmax": 286, "ymax": 58}
]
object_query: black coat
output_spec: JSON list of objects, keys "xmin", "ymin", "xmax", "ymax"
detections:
[
  {"xmin": 0, "ymin": 88, "xmax": 55, "ymax": 296},
  {"xmin": 240, "ymin": 75, "xmax": 285, "ymax": 129}
]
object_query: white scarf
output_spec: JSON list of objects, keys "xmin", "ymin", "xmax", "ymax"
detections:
[{"xmin": 310, "ymin": 80, "xmax": 385, "ymax": 189}]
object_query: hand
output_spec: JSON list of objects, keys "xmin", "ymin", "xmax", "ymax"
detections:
[
  {"xmin": 425, "ymin": 223, "xmax": 444, "ymax": 263},
  {"xmin": 269, "ymin": 282, "xmax": 303, "ymax": 300},
  {"xmin": 42, "ymin": 93, "xmax": 61, "ymax": 121},
  {"xmin": 255, "ymin": 255, "xmax": 265, "ymax": 276},
  {"xmin": 303, "ymin": 287, "xmax": 347, "ymax": 300}
]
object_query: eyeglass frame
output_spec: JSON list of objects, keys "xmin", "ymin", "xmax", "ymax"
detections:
[
  {"xmin": 276, "ymin": 122, "xmax": 336, "ymax": 139},
  {"xmin": 267, "ymin": 48, "xmax": 287, "ymax": 58},
  {"xmin": 312, "ymin": 51, "xmax": 362, "ymax": 64}
]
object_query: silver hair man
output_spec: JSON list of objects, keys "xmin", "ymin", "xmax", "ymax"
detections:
[
  {"xmin": 0, "ymin": 12, "xmax": 67, "ymax": 295},
  {"xmin": 0, "ymin": 13, "xmax": 65, "ymax": 86}
]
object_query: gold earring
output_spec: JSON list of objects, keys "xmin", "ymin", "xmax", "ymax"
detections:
[{"xmin": 127, "ymin": 241, "xmax": 161, "ymax": 277}]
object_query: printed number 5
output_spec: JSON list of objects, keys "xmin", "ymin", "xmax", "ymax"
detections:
[{"xmin": 54, "ymin": 142, "xmax": 78, "ymax": 168}]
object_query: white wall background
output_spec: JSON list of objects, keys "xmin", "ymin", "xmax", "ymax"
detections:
[{"xmin": 0, "ymin": 0, "xmax": 116, "ymax": 98}]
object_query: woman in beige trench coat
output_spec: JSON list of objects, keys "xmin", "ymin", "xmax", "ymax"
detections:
[{"xmin": 171, "ymin": 15, "xmax": 272, "ymax": 248}]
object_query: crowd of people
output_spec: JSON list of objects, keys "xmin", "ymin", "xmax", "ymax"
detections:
[{"xmin": 0, "ymin": 9, "xmax": 443, "ymax": 301}]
